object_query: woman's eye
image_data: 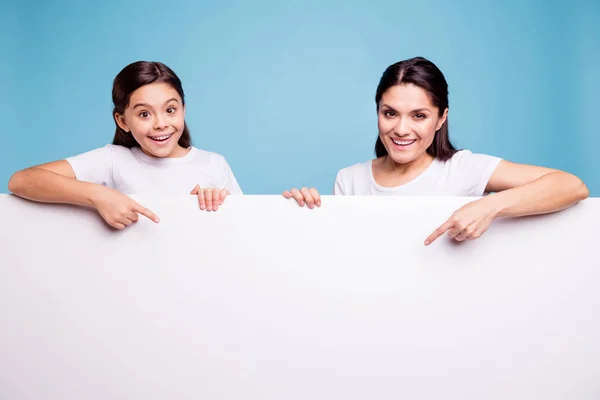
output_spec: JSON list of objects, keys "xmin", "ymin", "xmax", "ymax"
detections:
[
  {"xmin": 139, "ymin": 111, "xmax": 149, "ymax": 118},
  {"xmin": 167, "ymin": 107, "xmax": 176, "ymax": 114},
  {"xmin": 384, "ymin": 110, "xmax": 395, "ymax": 117},
  {"xmin": 414, "ymin": 113, "xmax": 426, "ymax": 120}
]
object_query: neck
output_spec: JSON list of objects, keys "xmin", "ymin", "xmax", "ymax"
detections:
[
  {"xmin": 140, "ymin": 144, "xmax": 190, "ymax": 159},
  {"xmin": 382, "ymin": 152, "xmax": 434, "ymax": 175},
  {"xmin": 168, "ymin": 145, "xmax": 191, "ymax": 158}
]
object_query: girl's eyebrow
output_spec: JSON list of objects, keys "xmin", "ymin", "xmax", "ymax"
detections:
[{"xmin": 133, "ymin": 98, "xmax": 179, "ymax": 109}]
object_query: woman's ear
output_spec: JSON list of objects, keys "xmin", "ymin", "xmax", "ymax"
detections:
[
  {"xmin": 436, "ymin": 108, "xmax": 448, "ymax": 131},
  {"xmin": 114, "ymin": 113, "xmax": 130, "ymax": 133}
]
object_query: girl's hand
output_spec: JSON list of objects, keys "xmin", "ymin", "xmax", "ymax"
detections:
[
  {"xmin": 92, "ymin": 186, "xmax": 159, "ymax": 229},
  {"xmin": 425, "ymin": 197, "xmax": 499, "ymax": 245},
  {"xmin": 283, "ymin": 187, "xmax": 321, "ymax": 209},
  {"xmin": 190, "ymin": 185, "xmax": 229, "ymax": 211}
]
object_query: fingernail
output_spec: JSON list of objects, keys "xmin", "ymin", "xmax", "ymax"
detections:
[
  {"xmin": 317, "ymin": 201, "xmax": 321, "ymax": 207},
  {"xmin": 300, "ymin": 202, "xmax": 304, "ymax": 206},
  {"xmin": 424, "ymin": 240, "xmax": 430, "ymax": 246}
]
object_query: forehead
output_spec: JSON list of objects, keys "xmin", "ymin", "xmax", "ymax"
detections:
[
  {"xmin": 380, "ymin": 83, "xmax": 436, "ymax": 110},
  {"xmin": 128, "ymin": 82, "xmax": 181, "ymax": 106}
]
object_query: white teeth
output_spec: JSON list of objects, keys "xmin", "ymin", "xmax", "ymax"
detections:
[
  {"xmin": 151, "ymin": 135, "xmax": 171, "ymax": 141},
  {"xmin": 392, "ymin": 139, "xmax": 416, "ymax": 146}
]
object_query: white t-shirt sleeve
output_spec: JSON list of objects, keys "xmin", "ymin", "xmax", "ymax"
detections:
[
  {"xmin": 333, "ymin": 171, "xmax": 346, "ymax": 195},
  {"xmin": 454, "ymin": 150, "xmax": 502, "ymax": 196},
  {"xmin": 214, "ymin": 156, "xmax": 243, "ymax": 195},
  {"xmin": 65, "ymin": 145, "xmax": 114, "ymax": 187}
]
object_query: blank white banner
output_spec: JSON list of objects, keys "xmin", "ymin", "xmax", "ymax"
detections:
[{"xmin": 0, "ymin": 194, "xmax": 599, "ymax": 400}]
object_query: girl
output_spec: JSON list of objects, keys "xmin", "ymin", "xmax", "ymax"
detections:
[
  {"xmin": 284, "ymin": 56, "xmax": 589, "ymax": 245},
  {"xmin": 8, "ymin": 61, "xmax": 242, "ymax": 229}
]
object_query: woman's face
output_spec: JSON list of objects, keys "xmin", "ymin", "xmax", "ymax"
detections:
[{"xmin": 377, "ymin": 83, "xmax": 447, "ymax": 164}]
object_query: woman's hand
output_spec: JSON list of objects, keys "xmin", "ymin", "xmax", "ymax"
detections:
[{"xmin": 425, "ymin": 197, "xmax": 499, "ymax": 245}]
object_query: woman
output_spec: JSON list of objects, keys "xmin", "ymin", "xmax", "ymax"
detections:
[{"xmin": 284, "ymin": 56, "xmax": 589, "ymax": 245}]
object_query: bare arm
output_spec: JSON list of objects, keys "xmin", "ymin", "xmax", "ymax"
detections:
[
  {"xmin": 484, "ymin": 161, "xmax": 589, "ymax": 218},
  {"xmin": 8, "ymin": 160, "xmax": 103, "ymax": 207},
  {"xmin": 8, "ymin": 160, "xmax": 159, "ymax": 228},
  {"xmin": 425, "ymin": 161, "xmax": 589, "ymax": 245}
]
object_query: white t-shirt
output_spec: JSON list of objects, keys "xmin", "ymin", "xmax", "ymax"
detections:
[
  {"xmin": 333, "ymin": 150, "xmax": 502, "ymax": 196},
  {"xmin": 66, "ymin": 144, "xmax": 243, "ymax": 194}
]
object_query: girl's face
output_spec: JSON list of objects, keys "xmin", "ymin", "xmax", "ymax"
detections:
[
  {"xmin": 377, "ymin": 83, "xmax": 447, "ymax": 165},
  {"xmin": 115, "ymin": 82, "xmax": 187, "ymax": 158}
]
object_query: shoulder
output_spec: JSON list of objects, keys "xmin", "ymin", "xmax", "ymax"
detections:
[
  {"xmin": 192, "ymin": 147, "xmax": 225, "ymax": 163},
  {"xmin": 67, "ymin": 144, "xmax": 121, "ymax": 163},
  {"xmin": 336, "ymin": 160, "xmax": 372, "ymax": 181},
  {"xmin": 65, "ymin": 144, "xmax": 123, "ymax": 185},
  {"xmin": 189, "ymin": 148, "xmax": 236, "ymax": 178},
  {"xmin": 442, "ymin": 149, "xmax": 502, "ymax": 170},
  {"xmin": 334, "ymin": 160, "xmax": 373, "ymax": 195},
  {"xmin": 445, "ymin": 149, "xmax": 476, "ymax": 164},
  {"xmin": 441, "ymin": 150, "xmax": 503, "ymax": 195},
  {"xmin": 105, "ymin": 144, "xmax": 134, "ymax": 158}
]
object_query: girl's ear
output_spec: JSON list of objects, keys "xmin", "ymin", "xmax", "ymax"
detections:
[{"xmin": 114, "ymin": 113, "xmax": 130, "ymax": 133}]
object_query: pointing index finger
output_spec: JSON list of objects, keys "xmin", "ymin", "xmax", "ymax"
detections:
[
  {"xmin": 424, "ymin": 220, "xmax": 452, "ymax": 246},
  {"xmin": 134, "ymin": 203, "xmax": 160, "ymax": 223}
]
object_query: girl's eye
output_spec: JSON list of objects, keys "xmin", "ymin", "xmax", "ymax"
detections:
[{"xmin": 139, "ymin": 111, "xmax": 150, "ymax": 118}]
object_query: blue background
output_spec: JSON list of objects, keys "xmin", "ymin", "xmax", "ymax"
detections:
[{"xmin": 1, "ymin": 0, "xmax": 598, "ymax": 195}]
